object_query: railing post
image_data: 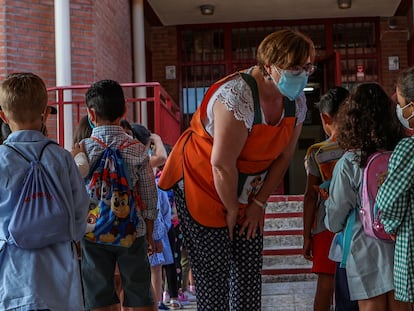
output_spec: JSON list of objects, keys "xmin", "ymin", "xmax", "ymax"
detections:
[
  {"xmin": 57, "ymin": 89, "xmax": 65, "ymax": 146},
  {"xmin": 153, "ymin": 83, "xmax": 161, "ymax": 135}
]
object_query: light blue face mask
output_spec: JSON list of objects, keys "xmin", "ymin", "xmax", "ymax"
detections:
[
  {"xmin": 87, "ymin": 116, "xmax": 96, "ymax": 129},
  {"xmin": 271, "ymin": 66, "xmax": 309, "ymax": 101},
  {"xmin": 396, "ymin": 102, "xmax": 414, "ymax": 130}
]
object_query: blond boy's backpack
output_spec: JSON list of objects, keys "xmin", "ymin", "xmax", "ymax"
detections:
[{"xmin": 5, "ymin": 141, "xmax": 74, "ymax": 249}]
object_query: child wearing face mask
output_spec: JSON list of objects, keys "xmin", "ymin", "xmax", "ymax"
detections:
[
  {"xmin": 376, "ymin": 66, "xmax": 414, "ymax": 306},
  {"xmin": 324, "ymin": 83, "xmax": 409, "ymax": 311}
]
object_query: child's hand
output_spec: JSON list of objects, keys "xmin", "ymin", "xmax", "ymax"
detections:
[
  {"xmin": 71, "ymin": 142, "xmax": 85, "ymax": 157},
  {"xmin": 154, "ymin": 240, "xmax": 163, "ymax": 253},
  {"xmin": 303, "ymin": 237, "xmax": 313, "ymax": 261},
  {"xmin": 147, "ymin": 234, "xmax": 155, "ymax": 256}
]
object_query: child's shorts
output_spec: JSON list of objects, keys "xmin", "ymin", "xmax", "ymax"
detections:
[
  {"xmin": 311, "ymin": 230, "xmax": 336, "ymax": 275},
  {"xmin": 81, "ymin": 236, "xmax": 153, "ymax": 309}
]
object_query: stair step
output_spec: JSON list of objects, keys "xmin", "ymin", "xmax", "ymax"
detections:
[
  {"xmin": 263, "ymin": 234, "xmax": 303, "ymax": 249},
  {"xmin": 262, "ymin": 195, "xmax": 310, "ymax": 281}
]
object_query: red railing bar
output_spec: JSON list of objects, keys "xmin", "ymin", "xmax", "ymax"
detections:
[
  {"xmin": 261, "ymin": 268, "xmax": 312, "ymax": 275},
  {"xmin": 262, "ymin": 249, "xmax": 303, "ymax": 256},
  {"xmin": 268, "ymin": 195, "xmax": 304, "ymax": 202},
  {"xmin": 265, "ymin": 212, "xmax": 303, "ymax": 218},
  {"xmin": 264, "ymin": 229, "xmax": 303, "ymax": 236}
]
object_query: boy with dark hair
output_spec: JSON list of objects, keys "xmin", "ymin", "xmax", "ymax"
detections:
[
  {"xmin": 0, "ymin": 72, "xmax": 89, "ymax": 310},
  {"xmin": 81, "ymin": 79, "xmax": 157, "ymax": 311},
  {"xmin": 303, "ymin": 87, "xmax": 354, "ymax": 311}
]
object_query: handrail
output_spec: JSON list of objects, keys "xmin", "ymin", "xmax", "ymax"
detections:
[{"xmin": 46, "ymin": 82, "xmax": 181, "ymax": 147}]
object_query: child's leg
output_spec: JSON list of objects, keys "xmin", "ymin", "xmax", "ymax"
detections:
[
  {"xmin": 314, "ymin": 273, "xmax": 334, "ymax": 311},
  {"xmin": 150, "ymin": 265, "xmax": 162, "ymax": 306},
  {"xmin": 115, "ymin": 264, "xmax": 123, "ymax": 305},
  {"xmin": 358, "ymin": 294, "xmax": 387, "ymax": 311},
  {"xmin": 81, "ymin": 239, "xmax": 120, "ymax": 310},
  {"xmin": 188, "ymin": 268, "xmax": 195, "ymax": 294},
  {"xmin": 117, "ymin": 236, "xmax": 153, "ymax": 310},
  {"xmin": 387, "ymin": 291, "xmax": 411, "ymax": 311},
  {"xmin": 180, "ymin": 247, "xmax": 190, "ymax": 291},
  {"xmin": 334, "ymin": 263, "xmax": 359, "ymax": 311},
  {"xmin": 311, "ymin": 230, "xmax": 336, "ymax": 311}
]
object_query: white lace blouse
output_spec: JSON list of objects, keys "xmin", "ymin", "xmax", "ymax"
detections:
[{"xmin": 204, "ymin": 68, "xmax": 307, "ymax": 136}]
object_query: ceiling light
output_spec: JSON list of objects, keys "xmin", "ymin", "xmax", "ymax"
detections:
[
  {"xmin": 337, "ymin": 0, "xmax": 352, "ymax": 9},
  {"xmin": 200, "ymin": 4, "xmax": 215, "ymax": 15}
]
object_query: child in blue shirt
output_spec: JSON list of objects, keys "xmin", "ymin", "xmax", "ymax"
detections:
[{"xmin": 0, "ymin": 72, "xmax": 89, "ymax": 311}]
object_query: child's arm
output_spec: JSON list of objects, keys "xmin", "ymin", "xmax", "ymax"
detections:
[
  {"xmin": 303, "ymin": 173, "xmax": 320, "ymax": 261},
  {"xmin": 149, "ymin": 133, "xmax": 167, "ymax": 169},
  {"xmin": 145, "ymin": 218, "xmax": 155, "ymax": 255},
  {"xmin": 72, "ymin": 142, "xmax": 90, "ymax": 178}
]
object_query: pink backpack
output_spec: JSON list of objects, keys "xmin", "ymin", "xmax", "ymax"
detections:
[{"xmin": 360, "ymin": 151, "xmax": 393, "ymax": 241}]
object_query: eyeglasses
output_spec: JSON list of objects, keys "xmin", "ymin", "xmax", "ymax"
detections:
[{"xmin": 282, "ymin": 63, "xmax": 317, "ymax": 76}]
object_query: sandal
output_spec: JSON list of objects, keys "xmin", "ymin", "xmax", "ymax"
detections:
[{"xmin": 169, "ymin": 299, "xmax": 183, "ymax": 310}]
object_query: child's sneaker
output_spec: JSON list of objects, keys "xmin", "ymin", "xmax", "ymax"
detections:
[
  {"xmin": 184, "ymin": 290, "xmax": 196, "ymax": 302},
  {"xmin": 158, "ymin": 302, "xmax": 170, "ymax": 310},
  {"xmin": 163, "ymin": 291, "xmax": 170, "ymax": 304},
  {"xmin": 189, "ymin": 285, "xmax": 196, "ymax": 295},
  {"xmin": 177, "ymin": 291, "xmax": 190, "ymax": 306},
  {"xmin": 169, "ymin": 299, "xmax": 183, "ymax": 310}
]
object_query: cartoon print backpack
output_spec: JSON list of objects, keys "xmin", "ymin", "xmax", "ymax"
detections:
[
  {"xmin": 4, "ymin": 141, "xmax": 74, "ymax": 249},
  {"xmin": 360, "ymin": 151, "xmax": 393, "ymax": 241},
  {"xmin": 85, "ymin": 137, "xmax": 140, "ymax": 247},
  {"xmin": 307, "ymin": 140, "xmax": 344, "ymax": 200}
]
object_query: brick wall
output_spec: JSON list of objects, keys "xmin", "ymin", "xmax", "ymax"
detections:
[
  {"xmin": 150, "ymin": 26, "xmax": 179, "ymax": 103},
  {"xmin": 379, "ymin": 16, "xmax": 410, "ymax": 96},
  {"xmin": 1, "ymin": 0, "xmax": 56, "ymax": 84},
  {"xmin": 95, "ymin": 0, "xmax": 132, "ymax": 85},
  {"xmin": 0, "ymin": 0, "xmax": 135, "ymax": 141}
]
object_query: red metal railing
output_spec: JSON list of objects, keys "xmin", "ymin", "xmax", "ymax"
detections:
[{"xmin": 46, "ymin": 82, "xmax": 181, "ymax": 147}]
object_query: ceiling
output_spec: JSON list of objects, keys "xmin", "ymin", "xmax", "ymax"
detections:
[{"xmin": 146, "ymin": 0, "xmax": 405, "ymax": 26}]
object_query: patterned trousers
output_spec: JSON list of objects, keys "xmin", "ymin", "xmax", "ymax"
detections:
[{"xmin": 174, "ymin": 185, "xmax": 263, "ymax": 311}]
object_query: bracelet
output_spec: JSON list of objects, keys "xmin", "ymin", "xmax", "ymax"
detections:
[{"xmin": 253, "ymin": 198, "xmax": 267, "ymax": 209}]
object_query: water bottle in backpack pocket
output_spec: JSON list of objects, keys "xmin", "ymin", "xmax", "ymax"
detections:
[{"xmin": 360, "ymin": 151, "xmax": 393, "ymax": 241}]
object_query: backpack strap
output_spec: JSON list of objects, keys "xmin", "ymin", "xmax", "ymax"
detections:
[
  {"xmin": 340, "ymin": 207, "xmax": 356, "ymax": 268},
  {"xmin": 91, "ymin": 136, "xmax": 140, "ymax": 150},
  {"xmin": 89, "ymin": 136, "xmax": 140, "ymax": 190},
  {"xmin": 4, "ymin": 140, "xmax": 57, "ymax": 163}
]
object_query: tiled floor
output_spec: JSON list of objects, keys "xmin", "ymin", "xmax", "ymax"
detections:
[{"xmin": 175, "ymin": 280, "xmax": 316, "ymax": 311}]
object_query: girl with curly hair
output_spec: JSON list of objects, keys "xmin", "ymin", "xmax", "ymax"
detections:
[{"xmin": 324, "ymin": 83, "xmax": 410, "ymax": 311}]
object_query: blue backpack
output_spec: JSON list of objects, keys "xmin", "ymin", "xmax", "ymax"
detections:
[
  {"xmin": 85, "ymin": 137, "xmax": 140, "ymax": 247},
  {"xmin": 5, "ymin": 141, "xmax": 74, "ymax": 249}
]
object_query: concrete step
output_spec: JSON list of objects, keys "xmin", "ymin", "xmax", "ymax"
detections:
[
  {"xmin": 262, "ymin": 195, "xmax": 312, "ymax": 282},
  {"xmin": 263, "ymin": 234, "xmax": 303, "ymax": 249},
  {"xmin": 263, "ymin": 253, "xmax": 310, "ymax": 268},
  {"xmin": 264, "ymin": 217, "xmax": 303, "ymax": 231}
]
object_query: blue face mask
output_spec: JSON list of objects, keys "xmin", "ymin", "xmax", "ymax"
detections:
[
  {"xmin": 272, "ymin": 66, "xmax": 309, "ymax": 101},
  {"xmin": 87, "ymin": 116, "xmax": 96, "ymax": 129}
]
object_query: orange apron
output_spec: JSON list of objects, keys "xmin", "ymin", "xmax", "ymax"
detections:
[{"xmin": 158, "ymin": 72, "xmax": 297, "ymax": 227}]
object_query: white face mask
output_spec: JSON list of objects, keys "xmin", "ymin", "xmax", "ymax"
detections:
[{"xmin": 396, "ymin": 102, "xmax": 414, "ymax": 130}]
